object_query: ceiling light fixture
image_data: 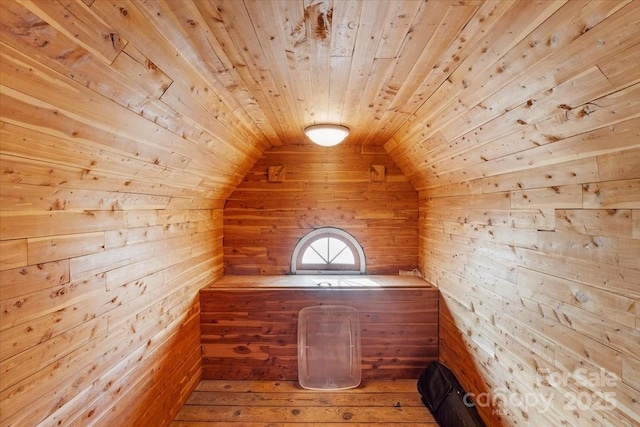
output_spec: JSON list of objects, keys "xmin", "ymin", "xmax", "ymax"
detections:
[{"xmin": 304, "ymin": 124, "xmax": 350, "ymax": 146}]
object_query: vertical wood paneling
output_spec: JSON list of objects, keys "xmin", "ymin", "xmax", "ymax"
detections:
[
  {"xmin": 223, "ymin": 144, "xmax": 419, "ymax": 275},
  {"xmin": 386, "ymin": 1, "xmax": 640, "ymax": 425}
]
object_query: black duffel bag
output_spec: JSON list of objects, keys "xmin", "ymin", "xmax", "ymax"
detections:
[{"xmin": 417, "ymin": 361, "xmax": 486, "ymax": 427}]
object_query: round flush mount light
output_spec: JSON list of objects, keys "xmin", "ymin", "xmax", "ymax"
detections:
[{"xmin": 304, "ymin": 124, "xmax": 350, "ymax": 146}]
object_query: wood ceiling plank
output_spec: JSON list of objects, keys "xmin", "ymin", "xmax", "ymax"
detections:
[
  {"xmin": 364, "ymin": 2, "xmax": 480, "ymax": 145},
  {"xmin": 194, "ymin": 131, "xmax": 261, "ymax": 174},
  {"xmin": 393, "ymin": 3, "xmax": 640, "ymax": 190},
  {"xmin": 0, "ymin": 122, "xmax": 211, "ymax": 200},
  {"xmin": 0, "ymin": 4, "xmax": 205, "ymax": 145},
  {"xmin": 461, "ymin": 0, "xmax": 625, "ymax": 109},
  {"xmin": 532, "ymin": 83, "xmax": 640, "ymax": 141},
  {"xmin": 598, "ymin": 42, "xmax": 640, "ymax": 88},
  {"xmin": 0, "ymin": 36, "xmax": 265, "ymax": 195},
  {"xmin": 350, "ymin": 56, "xmax": 396, "ymax": 142},
  {"xmin": 390, "ymin": 3, "xmax": 479, "ymax": 114},
  {"xmin": 207, "ymin": 0, "xmax": 269, "ymax": 71},
  {"xmin": 327, "ymin": 55, "xmax": 352, "ymax": 124},
  {"xmin": 374, "ymin": 0, "xmax": 423, "ymax": 60},
  {"xmin": 244, "ymin": 0, "xmax": 307, "ymax": 134},
  {"xmin": 193, "ymin": 1, "xmax": 281, "ymax": 146},
  {"xmin": 155, "ymin": 0, "xmax": 275, "ymax": 148},
  {"xmin": 439, "ymin": 0, "xmax": 637, "ymax": 143},
  {"xmin": 339, "ymin": 0, "xmax": 390, "ymax": 134},
  {"xmin": 160, "ymin": 81, "xmax": 261, "ymax": 158},
  {"xmin": 146, "ymin": 0, "xmax": 230, "ymax": 74},
  {"xmin": 358, "ymin": 0, "xmax": 455, "ymax": 142},
  {"xmin": 16, "ymin": 0, "xmax": 127, "ymax": 65},
  {"xmin": 207, "ymin": 0, "xmax": 292, "ymax": 141},
  {"xmin": 302, "ymin": 0, "xmax": 332, "ymax": 123},
  {"xmin": 330, "ymin": 0, "xmax": 361, "ymax": 57},
  {"xmin": 425, "ymin": 66, "xmax": 614, "ymax": 174},
  {"xmin": 396, "ymin": 0, "xmax": 566, "ymax": 146},
  {"xmin": 480, "ymin": 157, "xmax": 599, "ymax": 194},
  {"xmin": 91, "ymin": 0, "xmax": 278, "ymax": 148},
  {"xmin": 131, "ymin": 0, "xmax": 271, "ymax": 146},
  {"xmin": 4, "ymin": 16, "xmax": 198, "ymax": 165},
  {"xmin": 10, "ymin": 0, "xmax": 631, "ymax": 153},
  {"xmin": 397, "ymin": 0, "xmax": 515, "ymax": 125}
]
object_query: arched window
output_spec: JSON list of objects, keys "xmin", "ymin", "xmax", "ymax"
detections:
[{"xmin": 291, "ymin": 227, "xmax": 365, "ymax": 274}]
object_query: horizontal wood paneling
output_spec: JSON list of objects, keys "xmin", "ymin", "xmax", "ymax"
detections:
[
  {"xmin": 2, "ymin": 1, "xmax": 639, "ymax": 426},
  {"xmin": 386, "ymin": 1, "xmax": 640, "ymax": 425},
  {"xmin": 224, "ymin": 144, "xmax": 419, "ymax": 275},
  {"xmin": 0, "ymin": 1, "xmax": 249, "ymax": 425},
  {"xmin": 200, "ymin": 277, "xmax": 437, "ymax": 381}
]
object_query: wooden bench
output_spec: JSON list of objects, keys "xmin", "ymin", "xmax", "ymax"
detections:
[{"xmin": 199, "ymin": 275, "xmax": 438, "ymax": 380}]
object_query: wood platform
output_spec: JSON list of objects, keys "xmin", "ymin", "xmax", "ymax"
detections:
[
  {"xmin": 171, "ymin": 380, "xmax": 437, "ymax": 426},
  {"xmin": 200, "ymin": 275, "xmax": 438, "ymax": 380},
  {"xmin": 206, "ymin": 274, "xmax": 431, "ymax": 289}
]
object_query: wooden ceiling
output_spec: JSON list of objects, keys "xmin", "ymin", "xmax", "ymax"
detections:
[
  {"xmin": 79, "ymin": 0, "xmax": 538, "ymax": 148},
  {"xmin": 96, "ymin": 0, "xmax": 498, "ymax": 147},
  {"xmin": 79, "ymin": 0, "xmax": 634, "ymax": 150},
  {"xmin": 186, "ymin": 0, "xmax": 488, "ymax": 146},
  {"xmin": 2, "ymin": 0, "xmax": 638, "ymax": 199}
]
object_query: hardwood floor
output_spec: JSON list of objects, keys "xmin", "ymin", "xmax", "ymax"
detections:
[{"xmin": 171, "ymin": 379, "xmax": 438, "ymax": 426}]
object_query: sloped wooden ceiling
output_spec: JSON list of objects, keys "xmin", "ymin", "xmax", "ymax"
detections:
[
  {"xmin": 1, "ymin": 0, "xmax": 640, "ymax": 426},
  {"xmin": 5, "ymin": 1, "xmax": 637, "ymax": 191},
  {"xmin": 91, "ymin": 0, "xmax": 498, "ymax": 148},
  {"xmin": 2, "ymin": 0, "xmax": 530, "ymax": 204}
]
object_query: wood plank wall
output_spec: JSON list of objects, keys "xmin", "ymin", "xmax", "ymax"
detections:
[
  {"xmin": 200, "ymin": 286, "xmax": 438, "ymax": 381},
  {"xmin": 385, "ymin": 1, "xmax": 640, "ymax": 426},
  {"xmin": 0, "ymin": 2, "xmax": 263, "ymax": 425},
  {"xmin": 224, "ymin": 144, "xmax": 419, "ymax": 274}
]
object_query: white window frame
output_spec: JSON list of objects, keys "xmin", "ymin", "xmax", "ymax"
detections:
[{"xmin": 291, "ymin": 227, "xmax": 366, "ymax": 274}]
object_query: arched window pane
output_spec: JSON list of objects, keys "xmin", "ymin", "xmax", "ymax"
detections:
[
  {"xmin": 331, "ymin": 248, "xmax": 355, "ymax": 265},
  {"xmin": 303, "ymin": 238, "xmax": 329, "ymax": 263},
  {"xmin": 310, "ymin": 238, "xmax": 329, "ymax": 262},
  {"xmin": 328, "ymin": 238, "xmax": 354, "ymax": 264},
  {"xmin": 302, "ymin": 237, "xmax": 355, "ymax": 266},
  {"xmin": 292, "ymin": 227, "xmax": 365, "ymax": 274}
]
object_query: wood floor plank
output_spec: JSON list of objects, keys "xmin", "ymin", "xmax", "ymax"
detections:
[
  {"xmin": 185, "ymin": 391, "xmax": 424, "ymax": 408},
  {"xmin": 174, "ymin": 406, "xmax": 433, "ymax": 423},
  {"xmin": 194, "ymin": 379, "xmax": 421, "ymax": 393},
  {"xmin": 173, "ymin": 380, "xmax": 437, "ymax": 425}
]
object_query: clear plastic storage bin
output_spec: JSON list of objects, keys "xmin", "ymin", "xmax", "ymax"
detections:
[{"xmin": 297, "ymin": 305, "xmax": 361, "ymax": 390}]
